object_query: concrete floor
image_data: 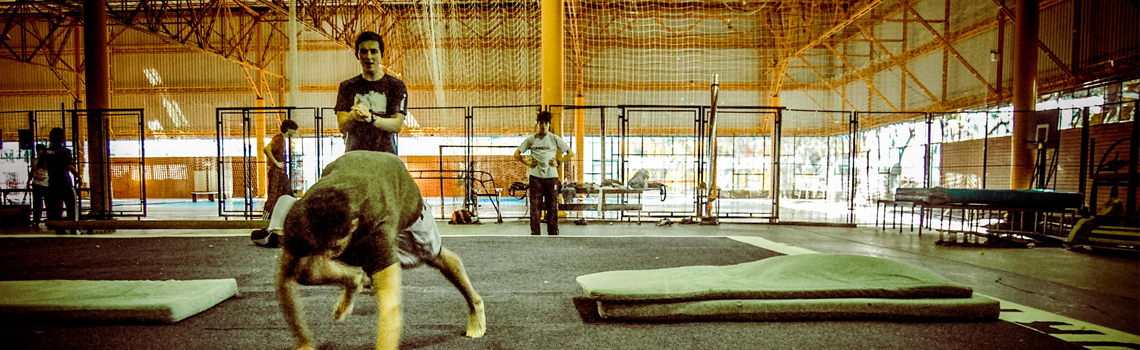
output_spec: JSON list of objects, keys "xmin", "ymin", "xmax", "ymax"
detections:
[{"xmin": 1, "ymin": 203, "xmax": 1137, "ymax": 348}]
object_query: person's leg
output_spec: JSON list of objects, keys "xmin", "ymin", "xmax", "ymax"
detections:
[
  {"xmin": 62, "ymin": 186, "xmax": 76, "ymax": 221},
  {"xmin": 399, "ymin": 203, "xmax": 486, "ymax": 337},
  {"xmin": 44, "ymin": 188, "xmax": 64, "ymax": 234},
  {"xmin": 528, "ymin": 175, "xmax": 542, "ymax": 235},
  {"xmin": 31, "ymin": 187, "xmax": 44, "ymax": 224},
  {"xmin": 267, "ymin": 195, "xmax": 298, "ymax": 232},
  {"xmin": 425, "ymin": 248, "xmax": 486, "ymax": 338},
  {"xmin": 265, "ymin": 168, "xmax": 287, "ymax": 218},
  {"xmin": 543, "ymin": 178, "xmax": 560, "ymax": 235},
  {"xmin": 45, "ymin": 188, "xmax": 62, "ymax": 220}
]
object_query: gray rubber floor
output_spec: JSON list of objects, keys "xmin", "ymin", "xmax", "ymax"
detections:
[{"xmin": 0, "ymin": 236, "xmax": 1086, "ymax": 350}]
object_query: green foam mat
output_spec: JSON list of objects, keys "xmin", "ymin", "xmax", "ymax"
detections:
[
  {"xmin": 596, "ymin": 294, "xmax": 1000, "ymax": 321},
  {"xmin": 578, "ymin": 254, "xmax": 974, "ymax": 302},
  {"xmin": 0, "ymin": 279, "xmax": 239, "ymax": 324}
]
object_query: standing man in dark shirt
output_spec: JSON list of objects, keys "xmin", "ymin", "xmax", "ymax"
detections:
[
  {"xmin": 43, "ymin": 128, "xmax": 79, "ymax": 233},
  {"xmin": 334, "ymin": 31, "xmax": 408, "ymax": 153}
]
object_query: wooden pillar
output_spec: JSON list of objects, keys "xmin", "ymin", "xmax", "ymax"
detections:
[
  {"xmin": 1010, "ymin": 0, "xmax": 1039, "ymax": 189},
  {"xmin": 542, "ymin": 0, "xmax": 564, "ymax": 134},
  {"xmin": 83, "ymin": 0, "xmax": 111, "ymax": 217},
  {"xmin": 575, "ymin": 94, "xmax": 585, "ymax": 181},
  {"xmin": 255, "ymin": 24, "xmax": 268, "ymax": 197}
]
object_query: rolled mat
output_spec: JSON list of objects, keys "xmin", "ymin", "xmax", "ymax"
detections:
[{"xmin": 0, "ymin": 279, "xmax": 239, "ymax": 324}]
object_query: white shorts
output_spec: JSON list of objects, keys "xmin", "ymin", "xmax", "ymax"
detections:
[{"xmin": 398, "ymin": 203, "xmax": 442, "ymax": 268}]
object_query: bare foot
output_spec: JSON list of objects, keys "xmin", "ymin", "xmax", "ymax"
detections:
[{"xmin": 465, "ymin": 300, "xmax": 486, "ymax": 338}]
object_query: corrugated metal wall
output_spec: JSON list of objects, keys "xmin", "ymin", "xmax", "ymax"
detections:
[{"xmin": 1077, "ymin": 0, "xmax": 1138, "ymax": 69}]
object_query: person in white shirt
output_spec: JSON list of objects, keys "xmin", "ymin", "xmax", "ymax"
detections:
[{"xmin": 514, "ymin": 111, "xmax": 574, "ymax": 235}]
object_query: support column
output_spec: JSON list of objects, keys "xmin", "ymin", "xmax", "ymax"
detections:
[
  {"xmin": 73, "ymin": 27, "xmax": 84, "ymax": 109},
  {"xmin": 255, "ymin": 24, "xmax": 267, "ymax": 198},
  {"xmin": 574, "ymin": 94, "xmax": 585, "ymax": 181},
  {"xmin": 1010, "ymin": 0, "xmax": 1039, "ymax": 189},
  {"xmin": 255, "ymin": 93, "xmax": 267, "ymax": 198},
  {"xmin": 83, "ymin": 0, "xmax": 111, "ymax": 218},
  {"xmin": 542, "ymin": 0, "xmax": 564, "ymax": 134},
  {"xmin": 288, "ymin": 0, "xmax": 299, "ymax": 106}
]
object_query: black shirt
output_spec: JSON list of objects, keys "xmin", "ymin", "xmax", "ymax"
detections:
[
  {"xmin": 42, "ymin": 144, "xmax": 73, "ymax": 188},
  {"xmin": 334, "ymin": 74, "xmax": 408, "ymax": 154}
]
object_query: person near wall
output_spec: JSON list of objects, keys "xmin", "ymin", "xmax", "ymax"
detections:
[
  {"xmin": 27, "ymin": 143, "xmax": 50, "ymax": 227},
  {"xmin": 263, "ymin": 119, "xmax": 299, "ymax": 218},
  {"xmin": 42, "ymin": 128, "xmax": 80, "ymax": 234},
  {"xmin": 514, "ymin": 111, "xmax": 574, "ymax": 236}
]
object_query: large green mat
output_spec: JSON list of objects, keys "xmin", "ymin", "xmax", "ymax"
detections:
[
  {"xmin": 0, "ymin": 279, "xmax": 239, "ymax": 324},
  {"xmin": 578, "ymin": 254, "xmax": 974, "ymax": 302},
  {"xmin": 578, "ymin": 254, "xmax": 999, "ymax": 321},
  {"xmin": 596, "ymin": 295, "xmax": 1000, "ymax": 321}
]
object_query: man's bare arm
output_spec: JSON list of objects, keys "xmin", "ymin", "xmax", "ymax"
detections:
[
  {"xmin": 559, "ymin": 150, "xmax": 575, "ymax": 163},
  {"xmin": 263, "ymin": 143, "xmax": 283, "ymax": 168},
  {"xmin": 371, "ymin": 113, "xmax": 405, "ymax": 133},
  {"xmin": 338, "ymin": 109, "xmax": 404, "ymax": 134},
  {"xmin": 372, "ymin": 263, "xmax": 402, "ymax": 350},
  {"xmin": 514, "ymin": 149, "xmax": 534, "ymax": 167},
  {"xmin": 337, "ymin": 111, "xmax": 361, "ymax": 132}
]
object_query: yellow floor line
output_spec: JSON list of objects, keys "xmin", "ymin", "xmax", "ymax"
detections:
[
  {"xmin": 992, "ymin": 296, "xmax": 1140, "ymax": 349},
  {"xmin": 726, "ymin": 235, "xmax": 1140, "ymax": 350}
]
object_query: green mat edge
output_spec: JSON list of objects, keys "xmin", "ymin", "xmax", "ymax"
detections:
[
  {"xmin": 0, "ymin": 279, "xmax": 240, "ymax": 324},
  {"xmin": 576, "ymin": 254, "xmax": 975, "ymax": 302},
  {"xmin": 596, "ymin": 294, "xmax": 1001, "ymax": 321}
]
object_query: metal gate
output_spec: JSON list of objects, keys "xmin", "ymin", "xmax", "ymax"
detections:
[
  {"xmin": 779, "ymin": 110, "xmax": 854, "ymax": 224},
  {"xmin": 67, "ymin": 109, "xmax": 147, "ymax": 218},
  {"xmin": 701, "ymin": 106, "xmax": 782, "ymax": 222},
  {"xmin": 620, "ymin": 105, "xmax": 703, "ymax": 217},
  {"xmin": 852, "ymin": 112, "xmax": 930, "ymax": 223},
  {"xmin": 215, "ymin": 107, "xmax": 314, "ymax": 218},
  {"xmin": 468, "ymin": 105, "xmax": 541, "ymax": 220}
]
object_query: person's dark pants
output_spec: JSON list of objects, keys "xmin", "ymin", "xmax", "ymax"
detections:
[
  {"xmin": 528, "ymin": 175, "xmax": 560, "ymax": 235},
  {"xmin": 264, "ymin": 167, "xmax": 292, "ymax": 218},
  {"xmin": 46, "ymin": 186, "xmax": 77, "ymax": 233},
  {"xmin": 31, "ymin": 185, "xmax": 48, "ymax": 224}
]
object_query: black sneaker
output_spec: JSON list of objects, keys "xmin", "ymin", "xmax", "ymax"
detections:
[{"xmin": 251, "ymin": 229, "xmax": 280, "ymax": 248}]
